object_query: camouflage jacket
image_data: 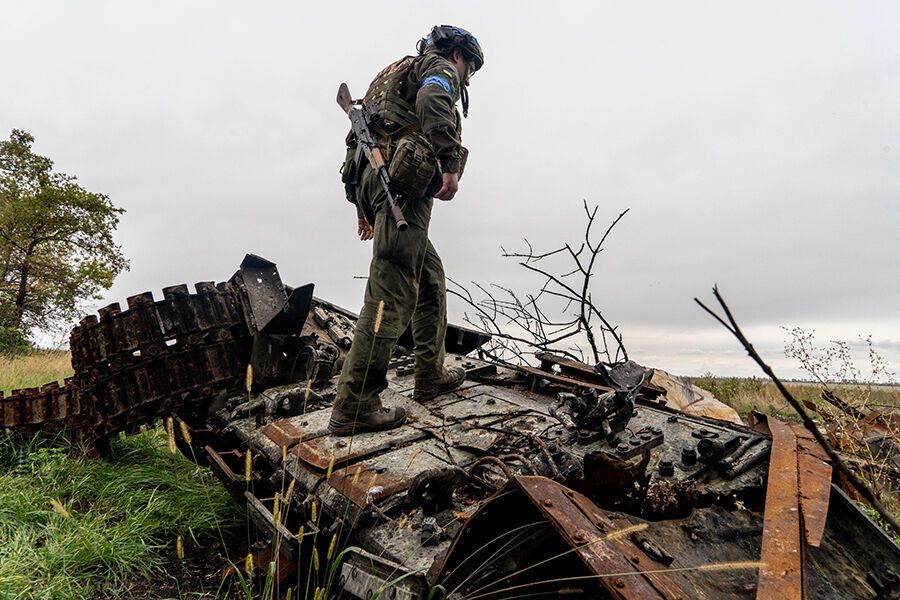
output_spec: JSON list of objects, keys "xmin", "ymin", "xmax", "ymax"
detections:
[
  {"xmin": 342, "ymin": 49, "xmax": 465, "ymax": 213},
  {"xmin": 407, "ymin": 48, "xmax": 464, "ymax": 174},
  {"xmin": 351, "ymin": 48, "xmax": 464, "ymax": 175}
]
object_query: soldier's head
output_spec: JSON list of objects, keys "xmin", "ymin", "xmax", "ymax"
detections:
[{"xmin": 417, "ymin": 25, "xmax": 484, "ymax": 84}]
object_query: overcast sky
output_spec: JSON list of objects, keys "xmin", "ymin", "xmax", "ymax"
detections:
[{"xmin": 2, "ymin": 1, "xmax": 898, "ymax": 379}]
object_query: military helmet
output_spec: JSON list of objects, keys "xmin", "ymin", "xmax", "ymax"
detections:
[{"xmin": 418, "ymin": 25, "xmax": 484, "ymax": 72}]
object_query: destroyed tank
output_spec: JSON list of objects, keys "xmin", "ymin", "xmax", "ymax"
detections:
[{"xmin": 3, "ymin": 255, "xmax": 900, "ymax": 599}]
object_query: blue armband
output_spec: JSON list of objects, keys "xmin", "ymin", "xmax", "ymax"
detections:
[{"xmin": 421, "ymin": 75, "xmax": 453, "ymax": 95}]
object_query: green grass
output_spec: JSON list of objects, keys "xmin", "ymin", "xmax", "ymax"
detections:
[
  {"xmin": 0, "ymin": 426, "xmax": 244, "ymax": 600},
  {"xmin": 0, "ymin": 350, "xmax": 74, "ymax": 394}
]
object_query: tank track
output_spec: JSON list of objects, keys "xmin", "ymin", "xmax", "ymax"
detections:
[{"xmin": 1, "ymin": 281, "xmax": 253, "ymax": 454}]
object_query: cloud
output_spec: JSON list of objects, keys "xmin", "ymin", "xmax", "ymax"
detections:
[{"xmin": 2, "ymin": 1, "xmax": 898, "ymax": 376}]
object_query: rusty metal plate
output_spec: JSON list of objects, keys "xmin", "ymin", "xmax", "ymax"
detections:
[
  {"xmin": 516, "ymin": 476, "xmax": 678, "ymax": 600},
  {"xmin": 261, "ymin": 419, "xmax": 306, "ymax": 449},
  {"xmin": 239, "ymin": 406, "xmax": 334, "ymax": 465},
  {"xmin": 563, "ymin": 490, "xmax": 690, "ymax": 598},
  {"xmin": 792, "ymin": 425, "xmax": 832, "ymax": 548},
  {"xmin": 757, "ymin": 418, "xmax": 803, "ymax": 600},
  {"xmin": 293, "ymin": 393, "xmax": 431, "ymax": 470},
  {"xmin": 295, "ymin": 424, "xmax": 426, "ymax": 470}
]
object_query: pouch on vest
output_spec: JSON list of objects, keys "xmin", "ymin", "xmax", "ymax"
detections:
[
  {"xmin": 389, "ymin": 133, "xmax": 469, "ymax": 198},
  {"xmin": 387, "ymin": 132, "xmax": 438, "ymax": 198}
]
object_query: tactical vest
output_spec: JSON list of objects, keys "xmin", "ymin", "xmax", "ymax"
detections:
[
  {"xmin": 345, "ymin": 55, "xmax": 467, "ymax": 200},
  {"xmin": 362, "ymin": 56, "xmax": 419, "ymax": 138}
]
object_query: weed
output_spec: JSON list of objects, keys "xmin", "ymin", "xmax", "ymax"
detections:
[{"xmin": 0, "ymin": 425, "xmax": 243, "ymax": 600}]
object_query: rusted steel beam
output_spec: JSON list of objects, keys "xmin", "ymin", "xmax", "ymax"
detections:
[
  {"xmin": 793, "ymin": 426, "xmax": 832, "ymax": 547},
  {"xmin": 757, "ymin": 418, "xmax": 805, "ymax": 600}
]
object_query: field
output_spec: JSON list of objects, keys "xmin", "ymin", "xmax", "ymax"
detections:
[
  {"xmin": 691, "ymin": 373, "xmax": 900, "ymax": 421},
  {"xmin": 0, "ymin": 350, "xmax": 73, "ymax": 394}
]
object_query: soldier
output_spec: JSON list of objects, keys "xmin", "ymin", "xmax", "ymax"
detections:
[{"xmin": 329, "ymin": 25, "xmax": 484, "ymax": 435}]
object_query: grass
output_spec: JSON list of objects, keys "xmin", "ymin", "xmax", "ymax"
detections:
[
  {"xmin": 0, "ymin": 426, "xmax": 244, "ymax": 600},
  {"xmin": 690, "ymin": 373, "xmax": 900, "ymax": 421},
  {"xmin": 0, "ymin": 350, "xmax": 74, "ymax": 394}
]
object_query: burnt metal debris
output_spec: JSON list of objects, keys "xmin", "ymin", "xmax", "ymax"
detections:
[{"xmin": 3, "ymin": 255, "xmax": 900, "ymax": 599}]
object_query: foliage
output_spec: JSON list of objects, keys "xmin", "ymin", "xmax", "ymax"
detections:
[
  {"xmin": 692, "ymin": 372, "xmax": 765, "ymax": 403},
  {"xmin": 0, "ymin": 324, "xmax": 30, "ymax": 355},
  {"xmin": 0, "ymin": 129, "xmax": 128, "ymax": 352},
  {"xmin": 0, "ymin": 426, "xmax": 242, "ymax": 600},
  {"xmin": 691, "ymin": 373, "xmax": 811, "ymax": 421}
]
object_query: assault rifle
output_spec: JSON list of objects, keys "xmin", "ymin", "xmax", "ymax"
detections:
[{"xmin": 336, "ymin": 82, "xmax": 408, "ymax": 231}]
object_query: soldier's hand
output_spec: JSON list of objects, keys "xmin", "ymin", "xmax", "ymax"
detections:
[
  {"xmin": 435, "ymin": 172, "xmax": 459, "ymax": 201},
  {"xmin": 357, "ymin": 218, "xmax": 374, "ymax": 241}
]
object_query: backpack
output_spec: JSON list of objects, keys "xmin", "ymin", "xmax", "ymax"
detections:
[{"xmin": 362, "ymin": 56, "xmax": 419, "ymax": 137}]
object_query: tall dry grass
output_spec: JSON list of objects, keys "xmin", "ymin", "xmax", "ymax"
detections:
[
  {"xmin": 0, "ymin": 350, "xmax": 73, "ymax": 394},
  {"xmin": 691, "ymin": 374, "xmax": 900, "ymax": 421}
]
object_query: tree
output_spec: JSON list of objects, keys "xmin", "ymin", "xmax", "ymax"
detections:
[{"xmin": 0, "ymin": 129, "xmax": 128, "ymax": 351}]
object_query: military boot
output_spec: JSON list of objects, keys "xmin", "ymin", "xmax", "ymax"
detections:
[
  {"xmin": 413, "ymin": 365, "xmax": 466, "ymax": 401},
  {"xmin": 328, "ymin": 405, "xmax": 407, "ymax": 436}
]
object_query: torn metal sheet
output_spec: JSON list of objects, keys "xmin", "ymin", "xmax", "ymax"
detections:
[
  {"xmin": 235, "ymin": 253, "xmax": 313, "ymax": 336},
  {"xmin": 518, "ymin": 477, "xmax": 687, "ymax": 599},
  {"xmin": 431, "ymin": 475, "xmax": 684, "ymax": 599},
  {"xmin": 649, "ymin": 368, "xmax": 743, "ymax": 424}
]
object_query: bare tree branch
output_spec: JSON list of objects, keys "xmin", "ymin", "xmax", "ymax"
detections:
[{"xmin": 449, "ymin": 204, "xmax": 629, "ymax": 366}]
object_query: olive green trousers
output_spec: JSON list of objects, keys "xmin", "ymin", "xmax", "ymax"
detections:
[{"xmin": 334, "ymin": 166, "xmax": 448, "ymax": 414}]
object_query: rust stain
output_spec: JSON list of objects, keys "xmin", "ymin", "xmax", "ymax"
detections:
[
  {"xmin": 293, "ymin": 442, "xmax": 335, "ymax": 470},
  {"xmin": 757, "ymin": 418, "xmax": 804, "ymax": 600},
  {"xmin": 260, "ymin": 420, "xmax": 304, "ymax": 449},
  {"xmin": 294, "ymin": 425, "xmax": 425, "ymax": 470},
  {"xmin": 792, "ymin": 425, "xmax": 832, "ymax": 548}
]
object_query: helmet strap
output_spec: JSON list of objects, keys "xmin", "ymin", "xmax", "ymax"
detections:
[{"xmin": 461, "ymin": 86, "xmax": 469, "ymax": 118}]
